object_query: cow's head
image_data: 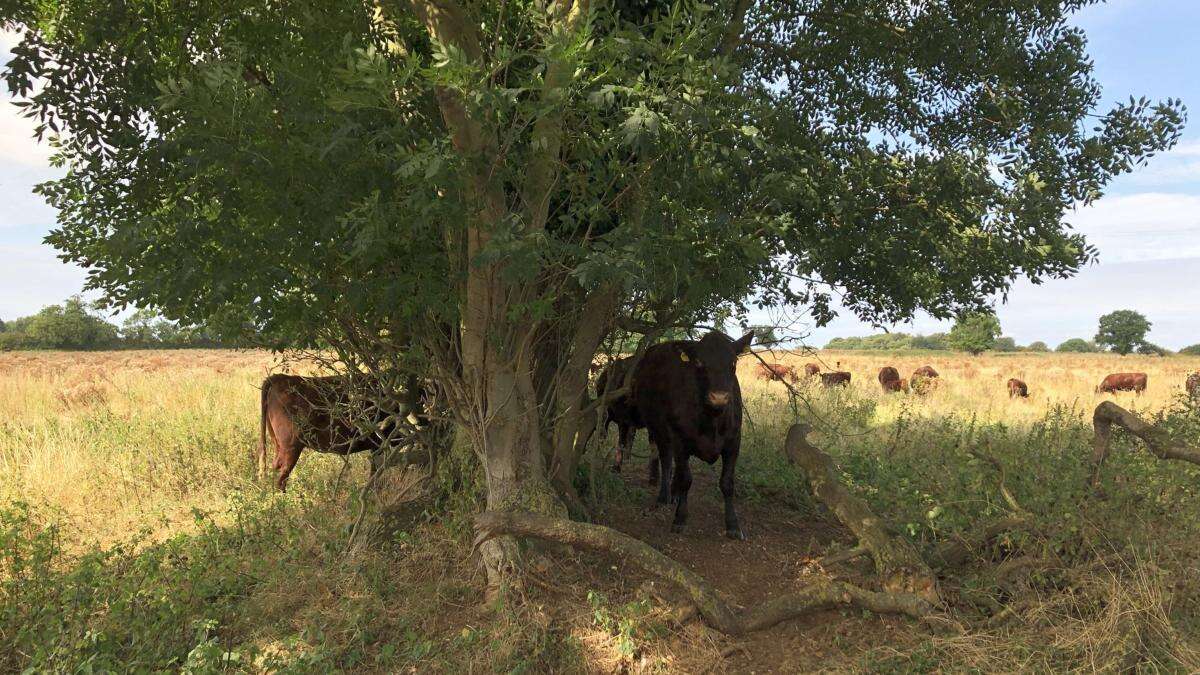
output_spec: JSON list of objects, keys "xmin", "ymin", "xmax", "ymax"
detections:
[{"xmin": 681, "ymin": 331, "xmax": 754, "ymax": 409}]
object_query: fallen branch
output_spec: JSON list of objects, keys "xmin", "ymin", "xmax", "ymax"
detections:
[
  {"xmin": 783, "ymin": 423, "xmax": 940, "ymax": 604},
  {"xmin": 1090, "ymin": 401, "xmax": 1200, "ymax": 488},
  {"xmin": 474, "ymin": 511, "xmax": 946, "ymax": 636},
  {"xmin": 931, "ymin": 516, "xmax": 1033, "ymax": 570}
]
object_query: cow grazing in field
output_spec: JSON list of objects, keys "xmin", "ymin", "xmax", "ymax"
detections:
[
  {"xmin": 1097, "ymin": 372, "xmax": 1148, "ymax": 395},
  {"xmin": 259, "ymin": 374, "xmax": 407, "ymax": 491},
  {"xmin": 631, "ymin": 330, "xmax": 754, "ymax": 539},
  {"xmin": 804, "ymin": 363, "xmax": 821, "ymax": 377},
  {"xmin": 595, "ymin": 357, "xmax": 643, "ymax": 473},
  {"xmin": 755, "ymin": 362, "xmax": 797, "ymax": 383},
  {"xmin": 1007, "ymin": 378, "xmax": 1029, "ymax": 398},
  {"xmin": 1188, "ymin": 372, "xmax": 1200, "ymax": 399},
  {"xmin": 878, "ymin": 366, "xmax": 901, "ymax": 393},
  {"xmin": 913, "ymin": 365, "xmax": 939, "ymax": 380},
  {"xmin": 910, "ymin": 365, "xmax": 940, "ymax": 395},
  {"xmin": 820, "ymin": 371, "xmax": 852, "ymax": 387}
]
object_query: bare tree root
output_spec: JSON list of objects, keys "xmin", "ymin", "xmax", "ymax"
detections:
[
  {"xmin": 1091, "ymin": 401, "xmax": 1200, "ymax": 489},
  {"xmin": 783, "ymin": 423, "xmax": 940, "ymax": 604},
  {"xmin": 474, "ymin": 511, "xmax": 949, "ymax": 636}
]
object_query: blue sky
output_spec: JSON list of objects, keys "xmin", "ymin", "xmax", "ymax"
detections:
[{"xmin": 2, "ymin": 2, "xmax": 1199, "ymax": 347}]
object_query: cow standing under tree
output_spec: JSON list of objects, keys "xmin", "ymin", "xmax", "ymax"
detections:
[
  {"xmin": 595, "ymin": 357, "xmax": 642, "ymax": 474},
  {"xmin": 803, "ymin": 363, "xmax": 821, "ymax": 377},
  {"xmin": 259, "ymin": 374, "xmax": 418, "ymax": 491},
  {"xmin": 631, "ymin": 331, "xmax": 754, "ymax": 539},
  {"xmin": 1097, "ymin": 372, "xmax": 1148, "ymax": 395}
]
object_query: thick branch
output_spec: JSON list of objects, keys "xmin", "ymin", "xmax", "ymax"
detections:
[
  {"xmin": 474, "ymin": 511, "xmax": 941, "ymax": 636},
  {"xmin": 718, "ymin": 0, "xmax": 754, "ymax": 57},
  {"xmin": 1091, "ymin": 401, "xmax": 1200, "ymax": 488},
  {"xmin": 783, "ymin": 423, "xmax": 939, "ymax": 604},
  {"xmin": 523, "ymin": 0, "xmax": 592, "ymax": 231}
]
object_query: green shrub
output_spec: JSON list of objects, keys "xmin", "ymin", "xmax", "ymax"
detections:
[{"xmin": 1056, "ymin": 338, "xmax": 1099, "ymax": 353}]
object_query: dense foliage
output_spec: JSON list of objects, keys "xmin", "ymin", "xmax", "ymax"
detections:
[
  {"xmin": 0, "ymin": 298, "xmax": 223, "ymax": 350},
  {"xmin": 1095, "ymin": 309, "xmax": 1153, "ymax": 355},
  {"xmin": 948, "ymin": 312, "xmax": 1002, "ymax": 355},
  {"xmin": 1057, "ymin": 337, "xmax": 1101, "ymax": 353}
]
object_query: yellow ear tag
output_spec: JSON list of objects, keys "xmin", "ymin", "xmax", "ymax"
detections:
[{"xmin": 679, "ymin": 352, "xmax": 689, "ymax": 363}]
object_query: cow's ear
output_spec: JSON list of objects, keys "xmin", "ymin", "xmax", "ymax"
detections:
[{"xmin": 733, "ymin": 331, "xmax": 755, "ymax": 354}]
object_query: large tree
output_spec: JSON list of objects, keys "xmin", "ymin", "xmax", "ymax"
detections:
[
  {"xmin": 948, "ymin": 312, "xmax": 1002, "ymax": 355},
  {"xmin": 1095, "ymin": 309, "xmax": 1152, "ymax": 355},
  {"xmin": 1, "ymin": 0, "xmax": 1183, "ymax": 586}
]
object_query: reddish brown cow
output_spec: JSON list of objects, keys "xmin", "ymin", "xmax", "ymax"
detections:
[
  {"xmin": 1096, "ymin": 372, "xmax": 1148, "ymax": 394},
  {"xmin": 804, "ymin": 363, "xmax": 821, "ymax": 377},
  {"xmin": 820, "ymin": 371, "xmax": 852, "ymax": 387},
  {"xmin": 259, "ymin": 374, "xmax": 397, "ymax": 491},
  {"xmin": 631, "ymin": 331, "xmax": 755, "ymax": 538},
  {"xmin": 1188, "ymin": 372, "xmax": 1200, "ymax": 399},
  {"xmin": 1007, "ymin": 378, "xmax": 1029, "ymax": 398},
  {"xmin": 755, "ymin": 363, "xmax": 797, "ymax": 382},
  {"xmin": 878, "ymin": 366, "xmax": 901, "ymax": 393},
  {"xmin": 913, "ymin": 365, "xmax": 939, "ymax": 379}
]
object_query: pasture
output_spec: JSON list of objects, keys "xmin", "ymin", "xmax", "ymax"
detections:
[{"xmin": 3, "ymin": 349, "xmax": 1200, "ymax": 672}]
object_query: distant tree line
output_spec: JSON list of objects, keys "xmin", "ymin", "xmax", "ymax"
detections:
[
  {"xmin": 0, "ymin": 297, "xmax": 229, "ymax": 350},
  {"xmin": 824, "ymin": 310, "xmax": 1191, "ymax": 357}
]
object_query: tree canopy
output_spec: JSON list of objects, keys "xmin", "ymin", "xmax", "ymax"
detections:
[
  {"xmin": 948, "ymin": 312, "xmax": 1002, "ymax": 355},
  {"xmin": 1095, "ymin": 309, "xmax": 1152, "ymax": 355}
]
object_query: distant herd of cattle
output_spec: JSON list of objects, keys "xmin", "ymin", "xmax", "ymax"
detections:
[
  {"xmin": 258, "ymin": 332, "xmax": 1200, "ymax": 539},
  {"xmin": 751, "ymin": 361, "xmax": 1173, "ymax": 399}
]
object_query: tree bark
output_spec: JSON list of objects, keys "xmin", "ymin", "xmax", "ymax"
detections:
[{"xmin": 783, "ymin": 423, "xmax": 940, "ymax": 604}]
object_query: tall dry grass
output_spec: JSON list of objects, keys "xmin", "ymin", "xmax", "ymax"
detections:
[
  {"xmin": 740, "ymin": 349, "xmax": 1200, "ymax": 424},
  {"xmin": 0, "ymin": 350, "xmax": 348, "ymax": 546}
]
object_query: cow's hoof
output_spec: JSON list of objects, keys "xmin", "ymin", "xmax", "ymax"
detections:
[
  {"xmin": 670, "ymin": 523, "xmax": 686, "ymax": 534},
  {"xmin": 725, "ymin": 528, "xmax": 746, "ymax": 541}
]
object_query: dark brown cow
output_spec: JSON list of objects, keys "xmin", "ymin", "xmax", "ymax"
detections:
[
  {"xmin": 1188, "ymin": 372, "xmax": 1200, "ymax": 399},
  {"xmin": 755, "ymin": 362, "xmax": 797, "ymax": 382},
  {"xmin": 631, "ymin": 331, "xmax": 754, "ymax": 539},
  {"xmin": 804, "ymin": 363, "xmax": 821, "ymax": 377},
  {"xmin": 1097, "ymin": 372, "xmax": 1148, "ymax": 394},
  {"xmin": 820, "ymin": 371, "xmax": 852, "ymax": 387},
  {"xmin": 1007, "ymin": 378, "xmax": 1029, "ymax": 398},
  {"xmin": 878, "ymin": 366, "xmax": 901, "ymax": 393},
  {"xmin": 595, "ymin": 357, "xmax": 642, "ymax": 473},
  {"xmin": 259, "ymin": 374, "xmax": 398, "ymax": 491}
]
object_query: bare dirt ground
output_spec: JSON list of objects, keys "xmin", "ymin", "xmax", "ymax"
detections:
[{"xmin": 591, "ymin": 454, "xmax": 921, "ymax": 673}]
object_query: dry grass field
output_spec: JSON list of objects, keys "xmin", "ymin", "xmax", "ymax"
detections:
[{"xmin": 2, "ymin": 348, "xmax": 1200, "ymax": 672}]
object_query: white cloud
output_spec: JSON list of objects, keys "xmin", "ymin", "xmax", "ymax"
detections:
[{"xmin": 1065, "ymin": 192, "xmax": 1200, "ymax": 264}]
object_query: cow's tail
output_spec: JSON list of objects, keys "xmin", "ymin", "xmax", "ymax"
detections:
[{"xmin": 258, "ymin": 377, "xmax": 270, "ymax": 477}]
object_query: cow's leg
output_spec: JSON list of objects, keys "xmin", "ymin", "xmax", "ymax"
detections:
[
  {"xmin": 670, "ymin": 452, "xmax": 692, "ymax": 533},
  {"xmin": 655, "ymin": 441, "xmax": 673, "ymax": 505},
  {"xmin": 274, "ymin": 443, "xmax": 301, "ymax": 492},
  {"xmin": 719, "ymin": 444, "xmax": 744, "ymax": 540},
  {"xmin": 613, "ymin": 423, "xmax": 630, "ymax": 473},
  {"xmin": 647, "ymin": 454, "xmax": 659, "ymax": 486}
]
